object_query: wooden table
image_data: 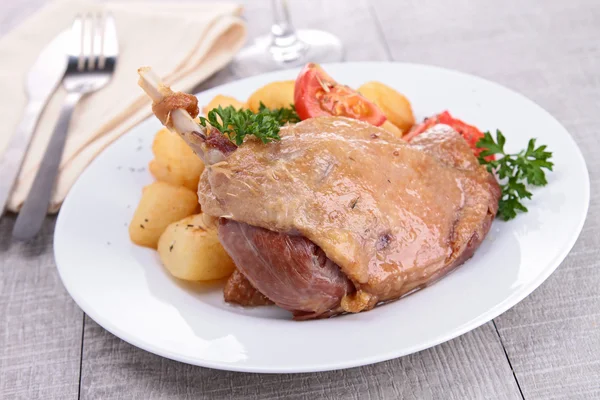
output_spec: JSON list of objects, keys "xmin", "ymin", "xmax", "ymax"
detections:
[{"xmin": 1, "ymin": 1, "xmax": 599, "ymax": 399}]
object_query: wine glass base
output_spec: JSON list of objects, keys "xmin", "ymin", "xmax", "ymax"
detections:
[{"xmin": 230, "ymin": 29, "xmax": 344, "ymax": 77}]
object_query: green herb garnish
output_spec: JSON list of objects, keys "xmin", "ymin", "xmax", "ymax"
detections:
[
  {"xmin": 477, "ymin": 130, "xmax": 553, "ymax": 220},
  {"xmin": 199, "ymin": 102, "xmax": 299, "ymax": 146},
  {"xmin": 258, "ymin": 102, "xmax": 301, "ymax": 125}
]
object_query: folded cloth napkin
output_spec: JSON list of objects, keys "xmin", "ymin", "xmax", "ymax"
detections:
[{"xmin": 0, "ymin": 0, "xmax": 246, "ymax": 213}]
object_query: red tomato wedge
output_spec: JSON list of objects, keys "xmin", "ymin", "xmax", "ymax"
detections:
[
  {"xmin": 405, "ymin": 111, "xmax": 494, "ymax": 160},
  {"xmin": 294, "ymin": 63, "xmax": 387, "ymax": 126}
]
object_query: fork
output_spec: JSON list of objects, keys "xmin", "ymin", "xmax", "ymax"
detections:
[{"xmin": 13, "ymin": 13, "xmax": 118, "ymax": 240}]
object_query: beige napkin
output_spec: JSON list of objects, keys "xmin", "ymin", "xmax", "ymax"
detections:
[{"xmin": 0, "ymin": 0, "xmax": 246, "ymax": 213}]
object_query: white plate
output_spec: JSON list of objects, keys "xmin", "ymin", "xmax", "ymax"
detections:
[{"xmin": 55, "ymin": 62, "xmax": 590, "ymax": 373}]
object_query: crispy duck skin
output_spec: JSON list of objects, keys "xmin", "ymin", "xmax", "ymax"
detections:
[{"xmin": 138, "ymin": 68, "xmax": 500, "ymax": 319}]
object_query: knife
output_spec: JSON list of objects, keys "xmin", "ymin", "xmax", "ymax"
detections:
[{"xmin": 0, "ymin": 30, "xmax": 69, "ymax": 219}]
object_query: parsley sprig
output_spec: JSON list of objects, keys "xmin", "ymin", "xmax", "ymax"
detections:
[
  {"xmin": 477, "ymin": 130, "xmax": 553, "ymax": 220},
  {"xmin": 257, "ymin": 102, "xmax": 301, "ymax": 125},
  {"xmin": 199, "ymin": 102, "xmax": 299, "ymax": 146}
]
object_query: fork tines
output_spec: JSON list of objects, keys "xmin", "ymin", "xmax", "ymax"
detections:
[{"xmin": 69, "ymin": 12, "xmax": 118, "ymax": 73}]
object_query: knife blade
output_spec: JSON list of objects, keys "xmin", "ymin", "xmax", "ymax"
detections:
[{"xmin": 0, "ymin": 30, "xmax": 69, "ymax": 218}]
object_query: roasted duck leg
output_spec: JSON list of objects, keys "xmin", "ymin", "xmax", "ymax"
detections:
[
  {"xmin": 137, "ymin": 67, "xmax": 500, "ymax": 320},
  {"xmin": 138, "ymin": 67, "xmax": 354, "ymax": 318}
]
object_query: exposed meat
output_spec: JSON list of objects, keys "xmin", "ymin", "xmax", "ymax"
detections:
[
  {"xmin": 224, "ymin": 269, "xmax": 273, "ymax": 306},
  {"xmin": 218, "ymin": 219, "xmax": 354, "ymax": 319},
  {"xmin": 205, "ymin": 130, "xmax": 237, "ymax": 156},
  {"xmin": 202, "ymin": 129, "xmax": 238, "ymax": 166}
]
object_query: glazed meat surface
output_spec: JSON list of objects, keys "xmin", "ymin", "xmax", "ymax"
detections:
[{"xmin": 200, "ymin": 117, "xmax": 500, "ymax": 315}]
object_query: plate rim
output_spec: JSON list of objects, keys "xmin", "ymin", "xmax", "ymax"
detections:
[{"xmin": 54, "ymin": 61, "xmax": 591, "ymax": 373}]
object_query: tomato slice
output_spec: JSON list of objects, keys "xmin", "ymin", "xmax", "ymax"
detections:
[
  {"xmin": 294, "ymin": 63, "xmax": 387, "ymax": 126},
  {"xmin": 404, "ymin": 111, "xmax": 494, "ymax": 160}
]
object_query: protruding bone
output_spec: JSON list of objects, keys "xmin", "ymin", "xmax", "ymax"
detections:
[{"xmin": 137, "ymin": 67, "xmax": 207, "ymax": 159}]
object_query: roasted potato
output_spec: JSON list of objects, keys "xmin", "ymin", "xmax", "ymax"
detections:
[
  {"xmin": 247, "ymin": 80, "xmax": 295, "ymax": 112},
  {"xmin": 358, "ymin": 81, "xmax": 415, "ymax": 133},
  {"xmin": 150, "ymin": 128, "xmax": 205, "ymax": 191},
  {"xmin": 381, "ymin": 120, "xmax": 404, "ymax": 138},
  {"xmin": 157, "ymin": 214, "xmax": 236, "ymax": 281},
  {"xmin": 129, "ymin": 182, "xmax": 199, "ymax": 248},
  {"xmin": 202, "ymin": 94, "xmax": 246, "ymax": 115}
]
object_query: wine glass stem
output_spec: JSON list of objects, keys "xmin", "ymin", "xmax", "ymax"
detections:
[{"xmin": 269, "ymin": 0, "xmax": 305, "ymax": 61}]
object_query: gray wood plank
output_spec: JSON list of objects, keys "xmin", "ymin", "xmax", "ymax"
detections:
[
  {"xmin": 370, "ymin": 0, "xmax": 600, "ymax": 398},
  {"xmin": 80, "ymin": 1, "xmax": 520, "ymax": 399},
  {"xmin": 80, "ymin": 318, "xmax": 520, "ymax": 400},
  {"xmin": 492, "ymin": 38, "xmax": 600, "ymax": 398},
  {"xmin": 0, "ymin": 215, "xmax": 83, "ymax": 400},
  {"xmin": 1, "ymin": 4, "xmax": 83, "ymax": 399},
  {"xmin": 495, "ymin": 218, "xmax": 600, "ymax": 400}
]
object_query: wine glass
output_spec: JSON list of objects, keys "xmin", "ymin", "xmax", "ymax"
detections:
[{"xmin": 230, "ymin": 0, "xmax": 344, "ymax": 77}]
